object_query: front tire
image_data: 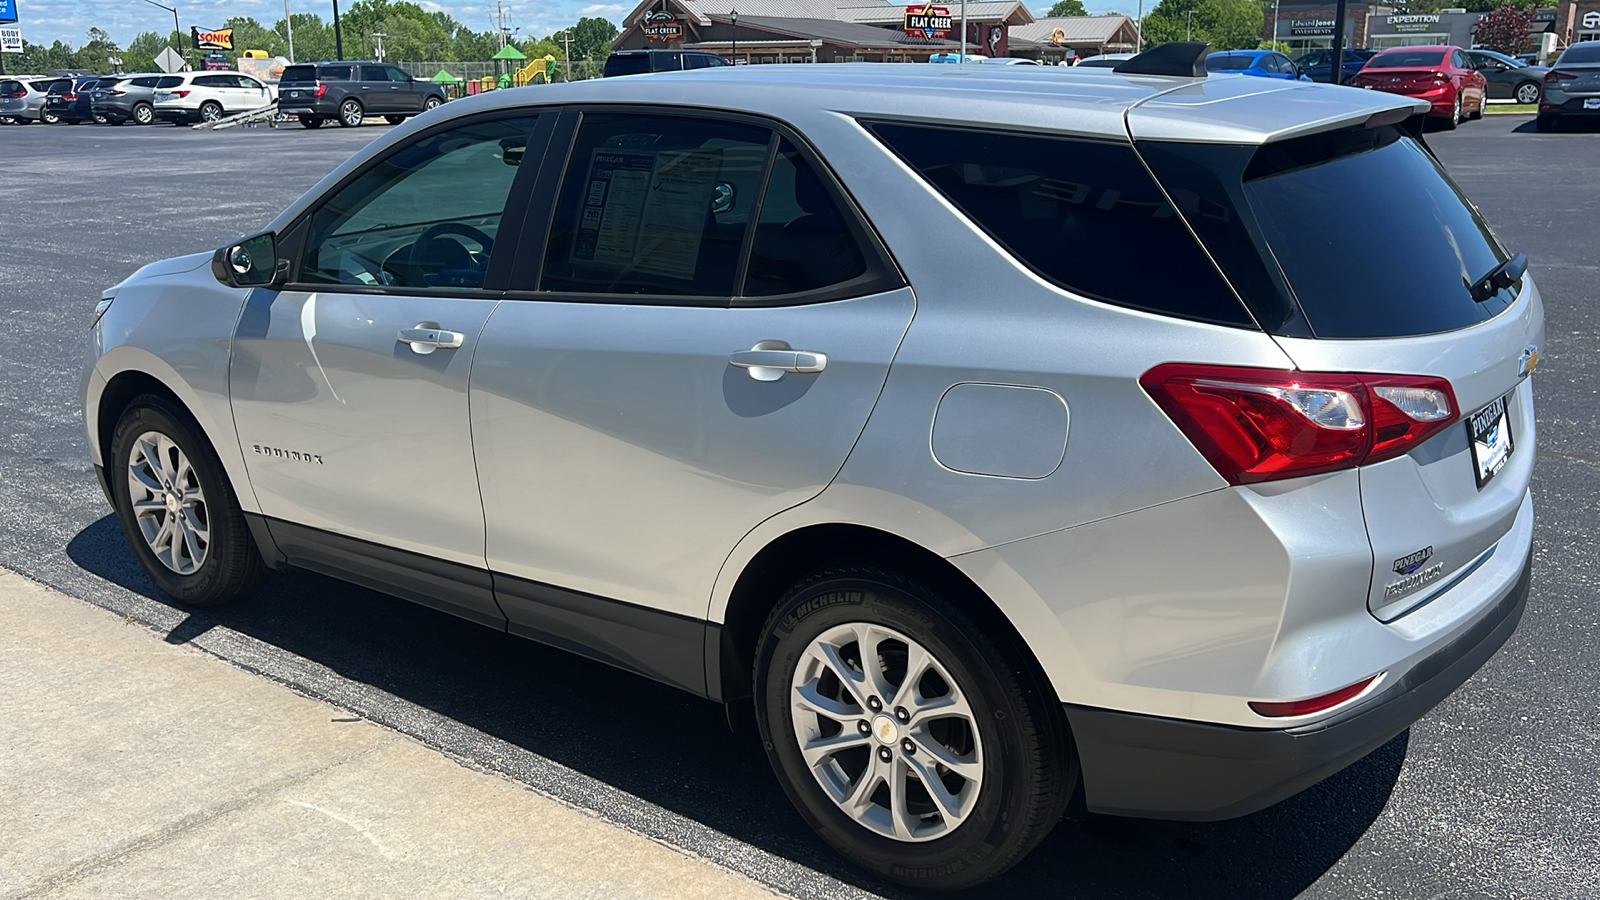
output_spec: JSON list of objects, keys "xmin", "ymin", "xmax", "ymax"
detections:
[
  {"xmin": 338, "ymin": 98, "xmax": 363, "ymax": 127},
  {"xmin": 424, "ymin": 95, "xmax": 443, "ymax": 110},
  {"xmin": 1514, "ymin": 81, "xmax": 1541, "ymax": 105},
  {"xmin": 755, "ymin": 568, "xmax": 1074, "ymax": 890},
  {"xmin": 109, "ymin": 395, "xmax": 264, "ymax": 606}
]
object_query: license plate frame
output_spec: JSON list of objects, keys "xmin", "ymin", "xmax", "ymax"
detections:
[
  {"xmin": 1585, "ymin": 97, "xmax": 1600, "ymax": 109},
  {"xmin": 1467, "ymin": 393, "xmax": 1515, "ymax": 490}
]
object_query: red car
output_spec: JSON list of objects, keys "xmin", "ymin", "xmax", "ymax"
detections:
[{"xmin": 1349, "ymin": 45, "xmax": 1487, "ymax": 129}]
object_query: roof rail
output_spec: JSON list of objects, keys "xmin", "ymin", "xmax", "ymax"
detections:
[{"xmin": 1113, "ymin": 41, "xmax": 1210, "ymax": 77}]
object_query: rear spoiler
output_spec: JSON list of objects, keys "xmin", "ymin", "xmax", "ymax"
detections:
[{"xmin": 1113, "ymin": 42, "xmax": 1210, "ymax": 78}]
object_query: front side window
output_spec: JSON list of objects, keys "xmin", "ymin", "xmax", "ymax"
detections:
[
  {"xmin": 385, "ymin": 66, "xmax": 412, "ymax": 82},
  {"xmin": 866, "ymin": 121, "xmax": 1253, "ymax": 327},
  {"xmin": 301, "ymin": 116, "xmax": 539, "ymax": 289},
  {"xmin": 362, "ymin": 66, "xmax": 391, "ymax": 82},
  {"xmin": 541, "ymin": 114, "xmax": 770, "ymax": 297}
]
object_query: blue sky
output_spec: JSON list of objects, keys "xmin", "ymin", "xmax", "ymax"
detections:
[{"xmin": 20, "ymin": 0, "xmax": 1131, "ymax": 50}]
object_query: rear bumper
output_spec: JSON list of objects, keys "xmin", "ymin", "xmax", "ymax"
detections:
[
  {"xmin": 277, "ymin": 98, "xmax": 338, "ymax": 117},
  {"xmin": 153, "ymin": 107, "xmax": 197, "ymax": 123},
  {"xmin": 1065, "ymin": 553, "xmax": 1531, "ymax": 820}
]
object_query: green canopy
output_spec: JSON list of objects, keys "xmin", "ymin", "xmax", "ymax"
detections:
[
  {"xmin": 490, "ymin": 44, "xmax": 528, "ymax": 60},
  {"xmin": 430, "ymin": 69, "xmax": 460, "ymax": 82}
]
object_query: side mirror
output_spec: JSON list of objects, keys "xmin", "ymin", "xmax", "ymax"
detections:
[{"xmin": 211, "ymin": 232, "xmax": 285, "ymax": 288}]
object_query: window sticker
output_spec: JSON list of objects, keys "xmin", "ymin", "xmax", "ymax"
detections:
[{"xmin": 571, "ymin": 147, "xmax": 722, "ymax": 281}]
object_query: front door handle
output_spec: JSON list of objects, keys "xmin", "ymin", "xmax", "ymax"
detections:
[
  {"xmin": 729, "ymin": 342, "xmax": 827, "ymax": 381},
  {"xmin": 399, "ymin": 326, "xmax": 464, "ymax": 355}
]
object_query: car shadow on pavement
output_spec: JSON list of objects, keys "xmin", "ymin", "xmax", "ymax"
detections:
[{"xmin": 67, "ymin": 513, "xmax": 1404, "ymax": 899}]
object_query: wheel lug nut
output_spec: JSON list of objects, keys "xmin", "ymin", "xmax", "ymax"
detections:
[
  {"xmin": 877, "ymin": 746, "xmax": 892, "ymax": 762},
  {"xmin": 902, "ymin": 739, "xmax": 915, "ymax": 754},
  {"xmin": 857, "ymin": 720, "xmax": 871, "ymax": 735},
  {"xmin": 867, "ymin": 696, "xmax": 882, "ymax": 711},
  {"xmin": 894, "ymin": 707, "xmax": 909, "ymax": 723}
]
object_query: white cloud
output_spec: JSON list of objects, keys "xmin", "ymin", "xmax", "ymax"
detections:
[{"xmin": 578, "ymin": 3, "xmax": 629, "ymax": 15}]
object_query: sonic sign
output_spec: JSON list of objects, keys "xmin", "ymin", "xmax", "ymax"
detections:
[
  {"xmin": 641, "ymin": 11, "xmax": 683, "ymax": 40},
  {"xmin": 191, "ymin": 26, "xmax": 234, "ymax": 50},
  {"xmin": 904, "ymin": 3, "xmax": 952, "ymax": 40}
]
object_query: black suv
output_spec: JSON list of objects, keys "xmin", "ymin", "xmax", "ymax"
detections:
[
  {"xmin": 43, "ymin": 76, "xmax": 104, "ymax": 124},
  {"xmin": 602, "ymin": 50, "xmax": 732, "ymax": 77},
  {"xmin": 277, "ymin": 61, "xmax": 447, "ymax": 129}
]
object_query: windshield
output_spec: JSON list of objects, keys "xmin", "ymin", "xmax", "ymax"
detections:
[
  {"xmin": 1208, "ymin": 55, "xmax": 1257, "ymax": 70},
  {"xmin": 1368, "ymin": 50, "xmax": 1445, "ymax": 68},
  {"xmin": 1137, "ymin": 125, "xmax": 1515, "ymax": 339},
  {"xmin": 1558, "ymin": 43, "xmax": 1600, "ymax": 64}
]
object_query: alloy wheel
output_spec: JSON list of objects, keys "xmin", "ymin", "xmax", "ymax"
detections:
[
  {"xmin": 340, "ymin": 100, "xmax": 363, "ymax": 127},
  {"xmin": 424, "ymin": 96, "xmax": 442, "ymax": 110},
  {"xmin": 1515, "ymin": 82, "xmax": 1540, "ymax": 105},
  {"xmin": 126, "ymin": 431, "xmax": 210, "ymax": 575},
  {"xmin": 789, "ymin": 621, "xmax": 984, "ymax": 842},
  {"xmin": 134, "ymin": 103, "xmax": 153, "ymax": 125},
  {"xmin": 201, "ymin": 102, "xmax": 222, "ymax": 123}
]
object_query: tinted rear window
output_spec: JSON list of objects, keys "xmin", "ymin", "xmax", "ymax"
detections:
[
  {"xmin": 1138, "ymin": 125, "xmax": 1514, "ymax": 339},
  {"xmin": 1208, "ymin": 55, "xmax": 1256, "ymax": 70},
  {"xmin": 281, "ymin": 65, "xmax": 317, "ymax": 83},
  {"xmin": 1558, "ymin": 43, "xmax": 1600, "ymax": 64},
  {"xmin": 604, "ymin": 54, "xmax": 652, "ymax": 76},
  {"xmin": 867, "ymin": 122, "xmax": 1254, "ymax": 327},
  {"xmin": 1368, "ymin": 50, "xmax": 1445, "ymax": 68},
  {"xmin": 0, "ymin": 80, "xmax": 21, "ymax": 93}
]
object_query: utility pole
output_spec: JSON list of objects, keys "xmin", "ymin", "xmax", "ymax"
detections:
[
  {"xmin": 558, "ymin": 29, "xmax": 573, "ymax": 80},
  {"xmin": 284, "ymin": 0, "xmax": 295, "ymax": 62},
  {"xmin": 1136, "ymin": 0, "xmax": 1144, "ymax": 51},
  {"xmin": 1328, "ymin": 0, "xmax": 1349, "ymax": 83},
  {"xmin": 372, "ymin": 30, "xmax": 385, "ymax": 60},
  {"xmin": 497, "ymin": 0, "xmax": 507, "ymax": 50},
  {"xmin": 960, "ymin": 0, "xmax": 967, "ymax": 61},
  {"xmin": 332, "ymin": 0, "xmax": 344, "ymax": 59},
  {"xmin": 1186, "ymin": 8, "xmax": 1194, "ymax": 41}
]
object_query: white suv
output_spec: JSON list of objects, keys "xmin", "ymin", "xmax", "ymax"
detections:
[{"xmin": 153, "ymin": 71, "xmax": 275, "ymax": 125}]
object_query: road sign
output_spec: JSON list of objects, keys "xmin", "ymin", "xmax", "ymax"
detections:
[
  {"xmin": 0, "ymin": 26, "xmax": 20, "ymax": 53},
  {"xmin": 155, "ymin": 46, "xmax": 185, "ymax": 73},
  {"xmin": 0, "ymin": 0, "xmax": 17, "ymax": 26}
]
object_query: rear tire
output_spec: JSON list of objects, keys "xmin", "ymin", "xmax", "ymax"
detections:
[
  {"xmin": 199, "ymin": 101, "xmax": 223, "ymax": 123},
  {"xmin": 1442, "ymin": 93, "xmax": 1461, "ymax": 130},
  {"xmin": 338, "ymin": 98, "xmax": 363, "ymax": 127},
  {"xmin": 41, "ymin": 110, "xmax": 59, "ymax": 124},
  {"xmin": 298, "ymin": 114, "xmax": 324, "ymax": 129},
  {"xmin": 755, "ymin": 567, "xmax": 1074, "ymax": 890},
  {"xmin": 385, "ymin": 114, "xmax": 407, "ymax": 125},
  {"xmin": 133, "ymin": 102, "xmax": 154, "ymax": 125},
  {"xmin": 109, "ymin": 395, "xmax": 265, "ymax": 606},
  {"xmin": 1536, "ymin": 114, "xmax": 1557, "ymax": 132}
]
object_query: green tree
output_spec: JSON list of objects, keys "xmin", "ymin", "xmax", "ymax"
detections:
[
  {"xmin": 221, "ymin": 17, "xmax": 288, "ymax": 58},
  {"xmin": 567, "ymin": 16, "xmax": 620, "ymax": 62},
  {"xmin": 1047, "ymin": 0, "xmax": 1089, "ymax": 15},
  {"xmin": 1141, "ymin": 0, "xmax": 1263, "ymax": 50},
  {"xmin": 277, "ymin": 13, "xmax": 338, "ymax": 63},
  {"xmin": 78, "ymin": 26, "xmax": 119, "ymax": 72}
]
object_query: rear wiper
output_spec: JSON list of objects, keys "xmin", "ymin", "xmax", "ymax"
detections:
[{"xmin": 1468, "ymin": 252, "xmax": 1527, "ymax": 303}]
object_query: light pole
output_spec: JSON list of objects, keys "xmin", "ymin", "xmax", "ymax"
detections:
[
  {"xmin": 960, "ymin": 0, "xmax": 967, "ymax": 61},
  {"xmin": 137, "ymin": 0, "xmax": 184, "ymax": 69},
  {"xmin": 1136, "ymin": 0, "xmax": 1144, "ymax": 51},
  {"xmin": 1186, "ymin": 8, "xmax": 1195, "ymax": 41},
  {"xmin": 284, "ymin": 0, "xmax": 295, "ymax": 62},
  {"xmin": 730, "ymin": 8, "xmax": 738, "ymax": 64},
  {"xmin": 332, "ymin": 0, "xmax": 344, "ymax": 60}
]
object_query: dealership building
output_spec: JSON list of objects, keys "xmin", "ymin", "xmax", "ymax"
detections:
[
  {"xmin": 1262, "ymin": 0, "xmax": 1596, "ymax": 61},
  {"xmin": 611, "ymin": 0, "xmax": 1140, "ymax": 64}
]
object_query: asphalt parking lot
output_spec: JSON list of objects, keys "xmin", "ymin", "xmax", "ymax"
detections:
[{"xmin": 0, "ymin": 114, "xmax": 1596, "ymax": 898}]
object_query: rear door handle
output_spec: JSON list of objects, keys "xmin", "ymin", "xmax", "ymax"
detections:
[
  {"xmin": 399, "ymin": 326, "xmax": 464, "ymax": 354},
  {"xmin": 729, "ymin": 343, "xmax": 827, "ymax": 381}
]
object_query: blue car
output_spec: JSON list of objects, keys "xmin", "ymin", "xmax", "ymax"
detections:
[{"xmin": 1207, "ymin": 50, "xmax": 1311, "ymax": 81}]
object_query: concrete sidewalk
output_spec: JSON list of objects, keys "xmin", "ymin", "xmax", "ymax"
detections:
[{"xmin": 0, "ymin": 568, "xmax": 783, "ymax": 900}]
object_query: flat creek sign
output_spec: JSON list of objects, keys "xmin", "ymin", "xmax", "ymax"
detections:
[
  {"xmin": 642, "ymin": 11, "xmax": 684, "ymax": 41},
  {"xmin": 904, "ymin": 3, "xmax": 953, "ymax": 40}
]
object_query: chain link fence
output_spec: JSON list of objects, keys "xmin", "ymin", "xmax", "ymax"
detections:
[{"xmin": 392, "ymin": 58, "xmax": 604, "ymax": 99}]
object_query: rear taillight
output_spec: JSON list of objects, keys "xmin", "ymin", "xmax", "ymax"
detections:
[
  {"xmin": 107, "ymin": 89, "xmax": 126, "ymax": 96},
  {"xmin": 62, "ymin": 92, "xmax": 77, "ymax": 101},
  {"xmin": 1545, "ymin": 70, "xmax": 1577, "ymax": 84},
  {"xmin": 1433, "ymin": 72, "xmax": 1449, "ymax": 83},
  {"xmin": 171, "ymin": 90, "xmax": 190, "ymax": 98},
  {"xmin": 313, "ymin": 82, "xmax": 327, "ymax": 97},
  {"xmin": 0, "ymin": 91, "xmax": 23, "ymax": 99},
  {"xmin": 1140, "ymin": 364, "xmax": 1458, "ymax": 485}
]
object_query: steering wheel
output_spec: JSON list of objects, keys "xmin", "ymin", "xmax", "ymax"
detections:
[{"xmin": 409, "ymin": 223, "xmax": 495, "ymax": 283}]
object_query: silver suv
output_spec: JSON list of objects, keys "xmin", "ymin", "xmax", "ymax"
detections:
[{"xmin": 84, "ymin": 45, "xmax": 1540, "ymax": 890}]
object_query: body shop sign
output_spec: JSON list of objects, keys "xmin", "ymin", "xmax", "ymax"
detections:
[
  {"xmin": 641, "ymin": 11, "xmax": 682, "ymax": 40},
  {"xmin": 904, "ymin": 3, "xmax": 952, "ymax": 40}
]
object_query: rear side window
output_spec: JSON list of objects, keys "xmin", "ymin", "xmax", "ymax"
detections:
[
  {"xmin": 321, "ymin": 65, "xmax": 353, "ymax": 80},
  {"xmin": 603, "ymin": 54, "xmax": 651, "ymax": 77},
  {"xmin": 132, "ymin": 76, "xmax": 160, "ymax": 87},
  {"xmin": 156, "ymin": 76, "xmax": 184, "ymax": 88},
  {"xmin": 866, "ymin": 122, "xmax": 1253, "ymax": 327},
  {"xmin": 1138, "ymin": 125, "xmax": 1514, "ymax": 339},
  {"xmin": 541, "ymin": 114, "xmax": 771, "ymax": 297},
  {"xmin": 281, "ymin": 65, "xmax": 317, "ymax": 83},
  {"xmin": 744, "ymin": 139, "xmax": 869, "ymax": 297},
  {"xmin": 362, "ymin": 66, "xmax": 391, "ymax": 81},
  {"xmin": 1208, "ymin": 55, "xmax": 1254, "ymax": 70}
]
